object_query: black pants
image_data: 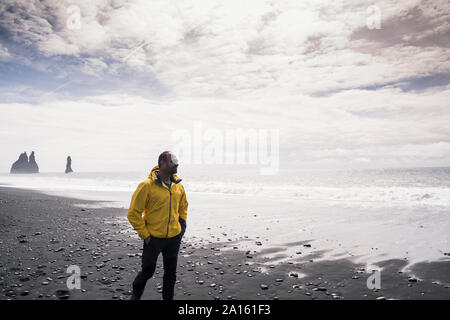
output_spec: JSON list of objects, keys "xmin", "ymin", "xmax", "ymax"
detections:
[{"xmin": 132, "ymin": 233, "xmax": 182, "ymax": 300}]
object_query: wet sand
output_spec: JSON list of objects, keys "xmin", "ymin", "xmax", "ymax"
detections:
[{"xmin": 0, "ymin": 186, "xmax": 449, "ymax": 300}]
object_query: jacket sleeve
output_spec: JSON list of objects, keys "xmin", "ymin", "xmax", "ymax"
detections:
[
  {"xmin": 178, "ymin": 185, "xmax": 188, "ymax": 223},
  {"xmin": 127, "ymin": 182, "xmax": 150, "ymax": 240}
]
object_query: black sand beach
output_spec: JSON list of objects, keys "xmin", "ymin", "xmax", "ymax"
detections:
[{"xmin": 0, "ymin": 186, "xmax": 449, "ymax": 300}]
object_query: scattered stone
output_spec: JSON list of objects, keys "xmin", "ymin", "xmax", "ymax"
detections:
[
  {"xmin": 55, "ymin": 289, "xmax": 70, "ymax": 300},
  {"xmin": 260, "ymin": 284, "xmax": 269, "ymax": 290}
]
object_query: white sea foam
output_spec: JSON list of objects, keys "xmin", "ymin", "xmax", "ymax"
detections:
[{"xmin": 0, "ymin": 169, "xmax": 449, "ymax": 208}]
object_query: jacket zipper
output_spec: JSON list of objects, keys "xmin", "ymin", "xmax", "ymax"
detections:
[{"xmin": 165, "ymin": 187, "xmax": 172, "ymax": 238}]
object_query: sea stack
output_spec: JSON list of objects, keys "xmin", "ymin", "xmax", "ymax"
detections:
[
  {"xmin": 65, "ymin": 156, "xmax": 73, "ymax": 174},
  {"xmin": 28, "ymin": 151, "xmax": 39, "ymax": 173},
  {"xmin": 10, "ymin": 151, "xmax": 39, "ymax": 174}
]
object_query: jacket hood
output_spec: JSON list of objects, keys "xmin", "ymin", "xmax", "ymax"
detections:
[{"xmin": 148, "ymin": 165, "xmax": 182, "ymax": 184}]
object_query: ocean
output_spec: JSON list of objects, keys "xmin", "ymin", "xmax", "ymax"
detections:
[{"xmin": 0, "ymin": 167, "xmax": 449, "ymax": 208}]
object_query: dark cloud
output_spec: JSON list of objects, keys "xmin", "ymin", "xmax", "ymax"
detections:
[
  {"xmin": 0, "ymin": 0, "xmax": 62, "ymax": 45},
  {"xmin": 350, "ymin": 4, "xmax": 450, "ymax": 50}
]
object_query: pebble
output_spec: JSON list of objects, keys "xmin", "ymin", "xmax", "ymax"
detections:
[
  {"xmin": 260, "ymin": 284, "xmax": 268, "ymax": 290},
  {"xmin": 55, "ymin": 289, "xmax": 70, "ymax": 300}
]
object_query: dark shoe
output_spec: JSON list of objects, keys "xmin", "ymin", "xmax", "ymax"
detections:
[{"xmin": 131, "ymin": 286, "xmax": 144, "ymax": 300}]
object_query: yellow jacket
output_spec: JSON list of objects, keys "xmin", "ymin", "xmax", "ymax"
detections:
[{"xmin": 127, "ymin": 165, "xmax": 188, "ymax": 239}]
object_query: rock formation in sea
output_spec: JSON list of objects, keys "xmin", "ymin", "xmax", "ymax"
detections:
[
  {"xmin": 28, "ymin": 151, "xmax": 39, "ymax": 173},
  {"xmin": 65, "ymin": 156, "xmax": 73, "ymax": 174},
  {"xmin": 10, "ymin": 151, "xmax": 40, "ymax": 174}
]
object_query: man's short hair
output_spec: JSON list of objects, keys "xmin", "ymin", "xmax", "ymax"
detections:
[{"xmin": 158, "ymin": 151, "xmax": 171, "ymax": 167}]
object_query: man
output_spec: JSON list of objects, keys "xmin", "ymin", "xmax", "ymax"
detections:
[{"xmin": 127, "ymin": 151, "xmax": 188, "ymax": 300}]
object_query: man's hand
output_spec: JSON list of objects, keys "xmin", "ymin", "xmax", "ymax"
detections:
[
  {"xmin": 145, "ymin": 236, "xmax": 151, "ymax": 245},
  {"xmin": 179, "ymin": 217, "xmax": 186, "ymax": 237}
]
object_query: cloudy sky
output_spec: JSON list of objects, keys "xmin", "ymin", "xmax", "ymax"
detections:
[{"xmin": 0, "ymin": 0, "xmax": 449, "ymax": 172}]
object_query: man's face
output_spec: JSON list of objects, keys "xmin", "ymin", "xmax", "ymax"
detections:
[{"xmin": 165, "ymin": 153, "xmax": 179, "ymax": 174}]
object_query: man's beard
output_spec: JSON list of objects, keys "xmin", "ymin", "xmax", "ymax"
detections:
[{"xmin": 168, "ymin": 166, "xmax": 177, "ymax": 174}]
